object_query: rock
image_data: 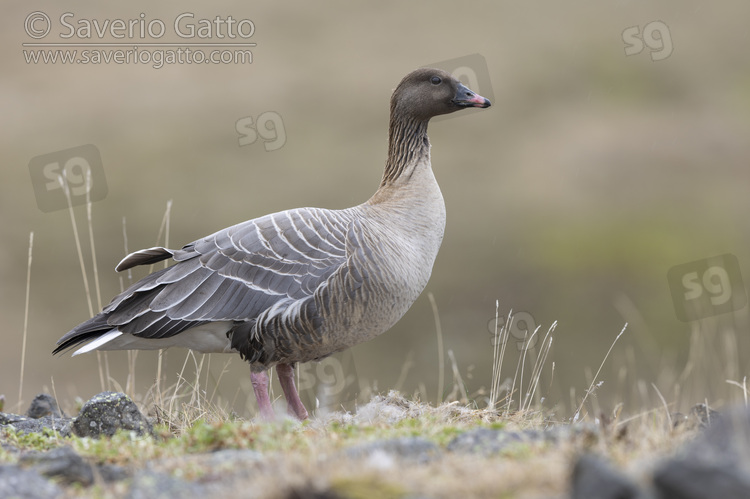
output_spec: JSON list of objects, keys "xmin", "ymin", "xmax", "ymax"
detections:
[
  {"xmin": 0, "ymin": 464, "xmax": 62, "ymax": 499},
  {"xmin": 447, "ymin": 428, "xmax": 542, "ymax": 455},
  {"xmin": 653, "ymin": 457, "xmax": 750, "ymax": 499},
  {"xmin": 98, "ymin": 464, "xmax": 131, "ymax": 483},
  {"xmin": 0, "ymin": 413, "xmax": 72, "ymax": 436},
  {"xmin": 345, "ymin": 437, "xmax": 441, "ymax": 464},
  {"xmin": 26, "ymin": 394, "xmax": 61, "ymax": 419},
  {"xmin": 71, "ymin": 391, "xmax": 152, "ymax": 438},
  {"xmin": 0, "ymin": 412, "xmax": 28, "ymax": 425},
  {"xmin": 447, "ymin": 424, "xmax": 599, "ymax": 456},
  {"xmin": 571, "ymin": 454, "xmax": 642, "ymax": 499},
  {"xmin": 126, "ymin": 471, "xmax": 204, "ymax": 499},
  {"xmin": 20, "ymin": 446, "xmax": 94, "ymax": 486},
  {"xmin": 285, "ymin": 489, "xmax": 344, "ymax": 499},
  {"xmin": 652, "ymin": 405, "xmax": 750, "ymax": 499},
  {"xmin": 202, "ymin": 449, "xmax": 264, "ymax": 469}
]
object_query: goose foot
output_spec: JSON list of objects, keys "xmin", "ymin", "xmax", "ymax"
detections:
[
  {"xmin": 276, "ymin": 363, "xmax": 309, "ymax": 420},
  {"xmin": 250, "ymin": 370, "xmax": 275, "ymax": 421}
]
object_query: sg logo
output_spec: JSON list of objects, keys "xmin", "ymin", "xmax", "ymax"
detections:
[
  {"xmin": 295, "ymin": 351, "xmax": 359, "ymax": 411},
  {"xmin": 427, "ymin": 53, "xmax": 494, "ymax": 122},
  {"xmin": 667, "ymin": 254, "xmax": 747, "ymax": 322},
  {"xmin": 622, "ymin": 21, "xmax": 673, "ymax": 61},
  {"xmin": 236, "ymin": 111, "xmax": 286, "ymax": 151},
  {"xmin": 487, "ymin": 311, "xmax": 539, "ymax": 351},
  {"xmin": 28, "ymin": 144, "xmax": 108, "ymax": 213}
]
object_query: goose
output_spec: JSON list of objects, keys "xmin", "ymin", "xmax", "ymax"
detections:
[{"xmin": 54, "ymin": 68, "xmax": 491, "ymax": 420}]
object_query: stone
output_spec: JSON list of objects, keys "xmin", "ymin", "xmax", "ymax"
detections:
[
  {"xmin": 571, "ymin": 454, "xmax": 642, "ymax": 499},
  {"xmin": 26, "ymin": 394, "xmax": 62, "ymax": 419},
  {"xmin": 126, "ymin": 471, "xmax": 204, "ymax": 499},
  {"xmin": 20, "ymin": 446, "xmax": 94, "ymax": 486},
  {"xmin": 0, "ymin": 464, "xmax": 62, "ymax": 499},
  {"xmin": 653, "ymin": 457, "xmax": 750, "ymax": 499},
  {"xmin": 71, "ymin": 391, "xmax": 152, "ymax": 438},
  {"xmin": 345, "ymin": 437, "xmax": 441, "ymax": 464}
]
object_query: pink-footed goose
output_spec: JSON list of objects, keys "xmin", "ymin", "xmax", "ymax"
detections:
[{"xmin": 54, "ymin": 68, "xmax": 491, "ymax": 420}]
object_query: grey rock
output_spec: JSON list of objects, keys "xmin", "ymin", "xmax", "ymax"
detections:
[
  {"xmin": 0, "ymin": 464, "xmax": 63, "ymax": 499},
  {"xmin": 97, "ymin": 464, "xmax": 131, "ymax": 483},
  {"xmin": 26, "ymin": 394, "xmax": 61, "ymax": 419},
  {"xmin": 685, "ymin": 404, "xmax": 750, "ymax": 462},
  {"xmin": 203, "ymin": 448, "xmax": 264, "ymax": 468},
  {"xmin": 571, "ymin": 454, "xmax": 642, "ymax": 499},
  {"xmin": 447, "ymin": 428, "xmax": 543, "ymax": 455},
  {"xmin": 2, "ymin": 415, "xmax": 72, "ymax": 436},
  {"xmin": 345, "ymin": 437, "xmax": 441, "ymax": 464},
  {"xmin": 71, "ymin": 391, "xmax": 152, "ymax": 438},
  {"xmin": 653, "ymin": 457, "xmax": 750, "ymax": 499},
  {"xmin": 20, "ymin": 446, "xmax": 94, "ymax": 486},
  {"xmin": 651, "ymin": 405, "xmax": 750, "ymax": 499},
  {"xmin": 285, "ymin": 489, "xmax": 344, "ymax": 499},
  {"xmin": 126, "ymin": 471, "xmax": 204, "ymax": 499},
  {"xmin": 0, "ymin": 412, "xmax": 28, "ymax": 425}
]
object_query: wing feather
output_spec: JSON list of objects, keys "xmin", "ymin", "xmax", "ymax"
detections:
[{"xmin": 57, "ymin": 207, "xmax": 356, "ymax": 354}]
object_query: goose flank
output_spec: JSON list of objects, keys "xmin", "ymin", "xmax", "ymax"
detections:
[{"xmin": 54, "ymin": 68, "xmax": 491, "ymax": 420}]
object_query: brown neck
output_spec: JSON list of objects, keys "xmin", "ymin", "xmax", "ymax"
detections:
[{"xmin": 380, "ymin": 113, "xmax": 430, "ymax": 187}]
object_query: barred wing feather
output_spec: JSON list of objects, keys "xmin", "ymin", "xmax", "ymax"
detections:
[{"xmin": 54, "ymin": 207, "xmax": 354, "ymax": 354}]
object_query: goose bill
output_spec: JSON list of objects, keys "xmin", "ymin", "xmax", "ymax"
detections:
[{"xmin": 452, "ymin": 83, "xmax": 491, "ymax": 108}]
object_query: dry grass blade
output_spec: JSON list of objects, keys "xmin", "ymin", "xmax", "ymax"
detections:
[
  {"xmin": 523, "ymin": 321, "xmax": 557, "ymax": 413},
  {"xmin": 489, "ymin": 304, "xmax": 512, "ymax": 411},
  {"xmin": 427, "ymin": 292, "xmax": 444, "ymax": 405},
  {"xmin": 574, "ymin": 323, "xmax": 628, "ymax": 422},
  {"xmin": 18, "ymin": 231, "xmax": 33, "ymax": 411},
  {"xmin": 726, "ymin": 377, "xmax": 748, "ymax": 406},
  {"xmin": 651, "ymin": 383, "xmax": 673, "ymax": 429}
]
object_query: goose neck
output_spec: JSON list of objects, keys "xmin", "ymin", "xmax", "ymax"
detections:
[{"xmin": 380, "ymin": 115, "xmax": 430, "ymax": 187}]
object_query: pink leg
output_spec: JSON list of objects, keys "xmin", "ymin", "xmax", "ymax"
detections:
[
  {"xmin": 276, "ymin": 363, "xmax": 309, "ymax": 420},
  {"xmin": 250, "ymin": 370, "xmax": 275, "ymax": 421}
]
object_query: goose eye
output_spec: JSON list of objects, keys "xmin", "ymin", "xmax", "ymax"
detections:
[{"xmin": 430, "ymin": 76, "xmax": 442, "ymax": 85}]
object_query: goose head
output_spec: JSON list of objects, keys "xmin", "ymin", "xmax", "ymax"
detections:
[{"xmin": 391, "ymin": 68, "xmax": 491, "ymax": 122}]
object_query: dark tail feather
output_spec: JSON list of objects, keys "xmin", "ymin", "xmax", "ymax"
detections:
[{"xmin": 53, "ymin": 314, "xmax": 113, "ymax": 355}]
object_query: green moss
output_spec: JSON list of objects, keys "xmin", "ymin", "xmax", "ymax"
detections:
[{"xmin": 1, "ymin": 427, "xmax": 62, "ymax": 453}]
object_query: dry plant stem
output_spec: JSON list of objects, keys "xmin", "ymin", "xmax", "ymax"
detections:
[
  {"xmin": 18, "ymin": 232, "xmax": 33, "ymax": 411},
  {"xmin": 85, "ymin": 170, "xmax": 102, "ymax": 311},
  {"xmin": 428, "ymin": 292, "xmax": 445, "ymax": 406},
  {"xmin": 489, "ymin": 301, "xmax": 503, "ymax": 410},
  {"xmin": 523, "ymin": 322, "xmax": 557, "ymax": 412},
  {"xmin": 518, "ymin": 326, "xmax": 542, "ymax": 412},
  {"xmin": 86, "ymin": 171, "xmax": 110, "ymax": 390},
  {"xmin": 726, "ymin": 377, "xmax": 748, "ymax": 406},
  {"xmin": 60, "ymin": 175, "xmax": 106, "ymax": 391},
  {"xmin": 448, "ymin": 349, "xmax": 469, "ymax": 402},
  {"xmin": 651, "ymin": 383, "xmax": 673, "ymax": 429},
  {"xmin": 575, "ymin": 323, "xmax": 628, "ymax": 421}
]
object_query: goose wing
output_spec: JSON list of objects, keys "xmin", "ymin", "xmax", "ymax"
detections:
[{"xmin": 54, "ymin": 207, "xmax": 355, "ymax": 354}]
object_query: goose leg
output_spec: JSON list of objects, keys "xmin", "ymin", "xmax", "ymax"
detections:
[
  {"xmin": 250, "ymin": 370, "xmax": 275, "ymax": 420},
  {"xmin": 276, "ymin": 363, "xmax": 309, "ymax": 420}
]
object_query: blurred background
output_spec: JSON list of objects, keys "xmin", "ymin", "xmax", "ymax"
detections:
[{"xmin": 2, "ymin": 1, "xmax": 749, "ymax": 419}]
